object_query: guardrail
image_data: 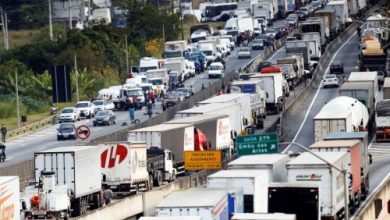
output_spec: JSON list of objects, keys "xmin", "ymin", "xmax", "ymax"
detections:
[{"xmin": 7, "ymin": 115, "xmax": 57, "ymax": 140}]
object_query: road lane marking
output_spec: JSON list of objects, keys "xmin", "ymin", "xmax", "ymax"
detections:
[{"xmin": 282, "ymin": 33, "xmax": 357, "ymax": 153}]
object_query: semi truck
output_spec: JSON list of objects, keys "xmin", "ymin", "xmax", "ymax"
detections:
[
  {"xmin": 164, "ymin": 114, "xmax": 233, "ymax": 157},
  {"xmin": 139, "ymin": 57, "xmax": 159, "ymax": 74},
  {"xmin": 310, "ymin": 140, "xmax": 363, "ymax": 209},
  {"xmin": 375, "ymin": 100, "xmax": 390, "ymax": 142},
  {"xmin": 301, "ymin": 32, "xmax": 322, "ymax": 61},
  {"xmin": 155, "ymin": 189, "xmax": 229, "ymax": 220},
  {"xmin": 314, "ymin": 9, "xmax": 339, "ymax": 39},
  {"xmin": 285, "ymin": 40, "xmax": 311, "ymax": 69},
  {"xmin": 175, "ymin": 103, "xmax": 244, "ymax": 136},
  {"xmin": 207, "ymin": 169, "xmax": 270, "ymax": 213},
  {"xmin": 33, "ymin": 146, "xmax": 102, "ymax": 217},
  {"xmin": 198, "ymin": 93, "xmax": 266, "ymax": 129},
  {"xmin": 286, "ymin": 152, "xmax": 349, "ymax": 220},
  {"xmin": 300, "ymin": 18, "xmax": 329, "ymax": 47},
  {"xmin": 250, "ymin": 74, "xmax": 288, "ymax": 114},
  {"xmin": 227, "ymin": 154, "xmax": 289, "ymax": 182},
  {"xmin": 347, "ymin": 71, "xmax": 379, "ymax": 101},
  {"xmin": 163, "ymin": 57, "xmax": 190, "ymax": 82},
  {"xmin": 277, "ymin": 55, "xmax": 305, "ymax": 86},
  {"xmin": 359, "ymin": 38, "xmax": 386, "ymax": 72},
  {"xmin": 324, "ymin": 131, "xmax": 370, "ymax": 200},
  {"xmin": 313, "ymin": 96, "xmax": 369, "ymax": 142},
  {"xmin": 325, "ymin": 0, "xmax": 348, "ymax": 31},
  {"xmin": 164, "ymin": 40, "xmax": 188, "ymax": 58},
  {"xmin": 128, "ymin": 124, "xmax": 194, "ymax": 175},
  {"xmin": 0, "ymin": 176, "xmax": 20, "ymax": 220},
  {"xmin": 267, "ymin": 182, "xmax": 320, "ymax": 220},
  {"xmin": 145, "ymin": 68, "xmax": 169, "ymax": 94}
]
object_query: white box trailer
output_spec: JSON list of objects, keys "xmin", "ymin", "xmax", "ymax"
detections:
[
  {"xmin": 175, "ymin": 102, "xmax": 243, "ymax": 135},
  {"xmin": 34, "ymin": 146, "xmax": 102, "ymax": 216},
  {"xmin": 347, "ymin": 71, "xmax": 379, "ymax": 101},
  {"xmin": 232, "ymin": 213, "xmax": 296, "ymax": 220},
  {"xmin": 325, "ymin": 1, "xmax": 348, "ymax": 30},
  {"xmin": 140, "ymin": 217, "xmax": 202, "ymax": 220},
  {"xmin": 301, "ymin": 32, "xmax": 322, "ymax": 60},
  {"xmin": 207, "ymin": 169, "xmax": 270, "ymax": 213},
  {"xmin": 164, "ymin": 114, "xmax": 232, "ymax": 151},
  {"xmin": 156, "ymin": 189, "xmax": 229, "ymax": 220},
  {"xmin": 250, "ymin": 74, "xmax": 285, "ymax": 114},
  {"xmin": 287, "ymin": 152, "xmax": 348, "ymax": 220},
  {"xmin": 227, "ymin": 154, "xmax": 289, "ymax": 182},
  {"xmin": 0, "ymin": 176, "xmax": 20, "ymax": 220}
]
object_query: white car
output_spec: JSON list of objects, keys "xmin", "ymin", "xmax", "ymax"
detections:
[
  {"xmin": 59, "ymin": 107, "xmax": 80, "ymax": 123},
  {"xmin": 323, "ymin": 74, "xmax": 339, "ymax": 88},
  {"xmin": 238, "ymin": 47, "xmax": 251, "ymax": 59},
  {"xmin": 92, "ymin": 99, "xmax": 115, "ymax": 112},
  {"xmin": 208, "ymin": 62, "xmax": 225, "ymax": 79},
  {"xmin": 75, "ymin": 101, "xmax": 95, "ymax": 119}
]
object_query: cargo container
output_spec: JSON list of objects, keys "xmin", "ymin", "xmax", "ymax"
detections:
[
  {"xmin": 285, "ymin": 41, "xmax": 310, "ymax": 68},
  {"xmin": 227, "ymin": 154, "xmax": 289, "ymax": 182},
  {"xmin": 286, "ymin": 152, "xmax": 348, "ymax": 220},
  {"xmin": 277, "ymin": 55, "xmax": 305, "ymax": 81},
  {"xmin": 325, "ymin": 1, "xmax": 348, "ymax": 31},
  {"xmin": 300, "ymin": 18, "xmax": 329, "ymax": 45},
  {"xmin": 34, "ymin": 146, "xmax": 102, "ymax": 216},
  {"xmin": 164, "ymin": 114, "xmax": 233, "ymax": 155},
  {"xmin": 314, "ymin": 9, "xmax": 338, "ymax": 39},
  {"xmin": 347, "ymin": 71, "xmax": 378, "ymax": 101},
  {"xmin": 198, "ymin": 93, "xmax": 266, "ymax": 129},
  {"xmin": 128, "ymin": 123, "xmax": 194, "ymax": 174},
  {"xmin": 383, "ymin": 78, "xmax": 390, "ymax": 100},
  {"xmin": 309, "ymin": 140, "xmax": 362, "ymax": 208},
  {"xmin": 267, "ymin": 182, "xmax": 320, "ymax": 220},
  {"xmin": 207, "ymin": 169, "xmax": 270, "ymax": 213},
  {"xmin": 232, "ymin": 213, "xmax": 296, "ymax": 220},
  {"xmin": 155, "ymin": 189, "xmax": 229, "ymax": 220},
  {"xmin": 301, "ymin": 33, "xmax": 322, "ymax": 61},
  {"xmin": 139, "ymin": 217, "xmax": 202, "ymax": 220},
  {"xmin": 313, "ymin": 96, "xmax": 369, "ymax": 142},
  {"xmin": 347, "ymin": 0, "xmax": 366, "ymax": 15},
  {"xmin": 175, "ymin": 103, "xmax": 243, "ymax": 135},
  {"xmin": 191, "ymin": 187, "xmax": 243, "ymax": 218},
  {"xmin": 324, "ymin": 131, "xmax": 370, "ymax": 199},
  {"xmin": 0, "ymin": 176, "xmax": 20, "ymax": 220},
  {"xmin": 339, "ymin": 81, "xmax": 375, "ymax": 118}
]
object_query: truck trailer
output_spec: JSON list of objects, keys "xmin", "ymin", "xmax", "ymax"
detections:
[
  {"xmin": 0, "ymin": 176, "xmax": 20, "ymax": 220},
  {"xmin": 347, "ymin": 71, "xmax": 379, "ymax": 101},
  {"xmin": 287, "ymin": 152, "xmax": 349, "ymax": 220},
  {"xmin": 339, "ymin": 81, "xmax": 375, "ymax": 118},
  {"xmin": 33, "ymin": 146, "xmax": 102, "ymax": 217}
]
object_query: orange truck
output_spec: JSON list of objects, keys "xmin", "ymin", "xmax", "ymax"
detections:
[
  {"xmin": 309, "ymin": 140, "xmax": 363, "ymax": 211},
  {"xmin": 0, "ymin": 176, "xmax": 20, "ymax": 220}
]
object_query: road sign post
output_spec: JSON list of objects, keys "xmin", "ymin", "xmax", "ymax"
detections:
[
  {"xmin": 184, "ymin": 150, "xmax": 222, "ymax": 170},
  {"xmin": 236, "ymin": 133, "xmax": 279, "ymax": 156},
  {"xmin": 76, "ymin": 125, "xmax": 90, "ymax": 141}
]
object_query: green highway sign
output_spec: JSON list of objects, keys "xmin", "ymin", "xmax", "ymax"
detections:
[{"xmin": 236, "ymin": 133, "xmax": 279, "ymax": 156}]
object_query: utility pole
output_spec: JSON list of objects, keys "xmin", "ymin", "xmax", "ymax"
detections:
[
  {"xmin": 74, "ymin": 53, "xmax": 80, "ymax": 102},
  {"xmin": 162, "ymin": 24, "xmax": 165, "ymax": 43},
  {"xmin": 48, "ymin": 0, "xmax": 53, "ymax": 40},
  {"xmin": 15, "ymin": 70, "xmax": 20, "ymax": 128},
  {"xmin": 69, "ymin": 0, "xmax": 73, "ymax": 29},
  {"xmin": 0, "ymin": 7, "xmax": 9, "ymax": 50},
  {"xmin": 125, "ymin": 35, "xmax": 129, "ymax": 76},
  {"xmin": 4, "ymin": 9, "xmax": 8, "ymax": 49},
  {"xmin": 179, "ymin": 0, "xmax": 184, "ymax": 40}
]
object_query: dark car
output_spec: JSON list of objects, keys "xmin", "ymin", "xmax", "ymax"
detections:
[
  {"xmin": 176, "ymin": 87, "xmax": 195, "ymax": 98},
  {"xmin": 169, "ymin": 72, "xmax": 183, "ymax": 91},
  {"xmin": 256, "ymin": 35, "xmax": 273, "ymax": 47},
  {"xmin": 257, "ymin": 61, "xmax": 272, "ymax": 72},
  {"xmin": 295, "ymin": 10, "xmax": 307, "ymax": 21},
  {"xmin": 57, "ymin": 123, "xmax": 76, "ymax": 141},
  {"xmin": 0, "ymin": 144, "xmax": 5, "ymax": 162},
  {"xmin": 163, "ymin": 91, "xmax": 185, "ymax": 107},
  {"xmin": 93, "ymin": 110, "xmax": 116, "ymax": 126},
  {"xmin": 330, "ymin": 62, "xmax": 344, "ymax": 74}
]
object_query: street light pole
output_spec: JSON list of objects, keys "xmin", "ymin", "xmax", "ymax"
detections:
[
  {"xmin": 280, "ymin": 142, "xmax": 350, "ymax": 220},
  {"xmin": 48, "ymin": 0, "xmax": 53, "ymax": 40},
  {"xmin": 179, "ymin": 0, "xmax": 184, "ymax": 40},
  {"xmin": 15, "ymin": 70, "xmax": 20, "ymax": 128}
]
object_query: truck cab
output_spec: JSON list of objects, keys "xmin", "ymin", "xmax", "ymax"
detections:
[
  {"xmin": 139, "ymin": 57, "xmax": 159, "ymax": 74},
  {"xmin": 147, "ymin": 147, "xmax": 177, "ymax": 183}
]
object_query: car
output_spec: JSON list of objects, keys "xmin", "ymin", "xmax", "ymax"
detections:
[
  {"xmin": 175, "ymin": 87, "xmax": 195, "ymax": 98},
  {"xmin": 323, "ymin": 74, "xmax": 339, "ymax": 88},
  {"xmin": 295, "ymin": 10, "xmax": 307, "ymax": 21},
  {"xmin": 93, "ymin": 110, "xmax": 116, "ymax": 126},
  {"xmin": 330, "ymin": 62, "xmax": 344, "ymax": 74},
  {"xmin": 75, "ymin": 101, "xmax": 95, "ymax": 119},
  {"xmin": 92, "ymin": 99, "xmax": 115, "ymax": 112},
  {"xmin": 257, "ymin": 61, "xmax": 272, "ymax": 72},
  {"xmin": 251, "ymin": 39, "xmax": 264, "ymax": 50},
  {"xmin": 208, "ymin": 62, "xmax": 225, "ymax": 78},
  {"xmin": 237, "ymin": 47, "xmax": 251, "ymax": 59},
  {"xmin": 57, "ymin": 123, "xmax": 77, "ymax": 141},
  {"xmin": 0, "ymin": 144, "xmax": 6, "ymax": 162},
  {"xmin": 286, "ymin": 14, "xmax": 298, "ymax": 26},
  {"xmin": 163, "ymin": 91, "xmax": 185, "ymax": 107},
  {"xmin": 59, "ymin": 107, "xmax": 80, "ymax": 123},
  {"xmin": 256, "ymin": 34, "xmax": 273, "ymax": 47},
  {"xmin": 264, "ymin": 28, "xmax": 277, "ymax": 39}
]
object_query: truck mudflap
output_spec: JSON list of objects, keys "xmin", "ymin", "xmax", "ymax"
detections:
[
  {"xmin": 361, "ymin": 175, "xmax": 369, "ymax": 200},
  {"xmin": 174, "ymin": 161, "xmax": 186, "ymax": 176}
]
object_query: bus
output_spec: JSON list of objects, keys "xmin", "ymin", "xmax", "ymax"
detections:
[{"xmin": 201, "ymin": 3, "xmax": 237, "ymax": 22}]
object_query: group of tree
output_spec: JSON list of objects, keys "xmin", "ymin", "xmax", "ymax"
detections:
[{"xmin": 0, "ymin": 0, "xmax": 180, "ymax": 119}]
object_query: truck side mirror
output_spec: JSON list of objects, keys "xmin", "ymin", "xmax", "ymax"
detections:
[
  {"xmin": 243, "ymin": 118, "xmax": 248, "ymax": 126},
  {"xmin": 231, "ymin": 131, "xmax": 237, "ymax": 139},
  {"xmin": 369, "ymin": 154, "xmax": 373, "ymax": 164}
]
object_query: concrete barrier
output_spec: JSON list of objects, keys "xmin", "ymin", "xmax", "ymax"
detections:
[
  {"xmin": 0, "ymin": 159, "xmax": 34, "ymax": 189},
  {"xmin": 7, "ymin": 116, "xmax": 57, "ymax": 140},
  {"xmin": 352, "ymin": 173, "xmax": 390, "ymax": 220}
]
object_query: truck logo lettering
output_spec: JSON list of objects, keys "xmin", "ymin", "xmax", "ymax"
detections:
[
  {"xmin": 296, "ymin": 174, "xmax": 322, "ymax": 181},
  {"xmin": 0, "ymin": 185, "xmax": 15, "ymax": 220},
  {"xmin": 218, "ymin": 120, "xmax": 229, "ymax": 136},
  {"xmin": 101, "ymin": 144, "xmax": 128, "ymax": 168}
]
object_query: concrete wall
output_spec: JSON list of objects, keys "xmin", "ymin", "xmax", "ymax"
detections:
[{"xmin": 352, "ymin": 173, "xmax": 390, "ymax": 220}]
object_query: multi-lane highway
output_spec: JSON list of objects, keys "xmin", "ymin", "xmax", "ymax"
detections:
[{"xmin": 0, "ymin": 46, "xmax": 265, "ymax": 167}]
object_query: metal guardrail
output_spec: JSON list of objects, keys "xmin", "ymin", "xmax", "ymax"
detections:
[{"xmin": 7, "ymin": 115, "xmax": 57, "ymax": 140}]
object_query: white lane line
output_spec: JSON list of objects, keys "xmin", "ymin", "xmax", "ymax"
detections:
[
  {"xmin": 282, "ymin": 33, "xmax": 357, "ymax": 153},
  {"xmin": 268, "ymin": 47, "xmax": 284, "ymax": 61}
]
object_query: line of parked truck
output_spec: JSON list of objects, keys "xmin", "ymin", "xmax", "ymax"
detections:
[{"xmin": 141, "ymin": 130, "xmax": 371, "ymax": 220}]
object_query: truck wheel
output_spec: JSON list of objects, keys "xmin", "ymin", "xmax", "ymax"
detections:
[
  {"xmin": 81, "ymin": 197, "xmax": 87, "ymax": 215},
  {"xmin": 154, "ymin": 170, "xmax": 163, "ymax": 186},
  {"xmin": 90, "ymin": 193, "xmax": 101, "ymax": 210},
  {"xmin": 71, "ymin": 198, "xmax": 82, "ymax": 217},
  {"xmin": 148, "ymin": 175, "xmax": 154, "ymax": 190}
]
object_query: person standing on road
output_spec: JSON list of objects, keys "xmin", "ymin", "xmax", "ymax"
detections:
[
  {"xmin": 147, "ymin": 101, "xmax": 153, "ymax": 118},
  {"xmin": 128, "ymin": 100, "xmax": 136, "ymax": 123},
  {"xmin": 1, "ymin": 124, "xmax": 7, "ymax": 143}
]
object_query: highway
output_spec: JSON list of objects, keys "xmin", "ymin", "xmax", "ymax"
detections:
[{"xmin": 0, "ymin": 46, "xmax": 265, "ymax": 167}]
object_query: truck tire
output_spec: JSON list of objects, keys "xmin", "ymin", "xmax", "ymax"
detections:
[
  {"xmin": 81, "ymin": 197, "xmax": 87, "ymax": 215},
  {"xmin": 154, "ymin": 170, "xmax": 163, "ymax": 186},
  {"xmin": 148, "ymin": 175, "xmax": 154, "ymax": 190},
  {"xmin": 90, "ymin": 193, "xmax": 101, "ymax": 210},
  {"xmin": 71, "ymin": 198, "xmax": 82, "ymax": 217}
]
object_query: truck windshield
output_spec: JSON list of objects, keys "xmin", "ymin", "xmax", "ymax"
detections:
[
  {"xmin": 191, "ymin": 36, "xmax": 206, "ymax": 43},
  {"xmin": 125, "ymin": 90, "xmax": 142, "ymax": 96},
  {"xmin": 377, "ymin": 101, "xmax": 390, "ymax": 116},
  {"xmin": 202, "ymin": 50, "xmax": 213, "ymax": 56},
  {"xmin": 149, "ymin": 79, "xmax": 163, "ymax": 85},
  {"xmin": 139, "ymin": 66, "xmax": 157, "ymax": 73},
  {"xmin": 164, "ymin": 51, "xmax": 183, "ymax": 58},
  {"xmin": 210, "ymin": 65, "xmax": 223, "ymax": 70}
]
